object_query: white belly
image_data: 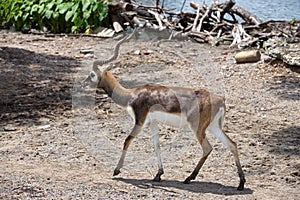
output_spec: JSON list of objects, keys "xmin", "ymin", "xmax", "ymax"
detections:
[
  {"xmin": 126, "ymin": 106, "xmax": 189, "ymax": 128},
  {"xmin": 148, "ymin": 111, "xmax": 189, "ymax": 128}
]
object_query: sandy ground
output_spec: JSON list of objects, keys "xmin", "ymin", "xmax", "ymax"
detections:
[{"xmin": 0, "ymin": 30, "xmax": 299, "ymax": 199}]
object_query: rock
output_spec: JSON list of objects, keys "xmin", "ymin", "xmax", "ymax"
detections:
[
  {"xmin": 262, "ymin": 54, "xmax": 273, "ymax": 62},
  {"xmin": 282, "ymin": 46, "xmax": 300, "ymax": 66},
  {"xmin": 265, "ymin": 37, "xmax": 300, "ymax": 66},
  {"xmin": 36, "ymin": 124, "xmax": 51, "ymax": 130},
  {"xmin": 227, "ymin": 104, "xmax": 235, "ymax": 109},
  {"xmin": 133, "ymin": 50, "xmax": 141, "ymax": 55},
  {"xmin": 84, "ymin": 53, "xmax": 94, "ymax": 58},
  {"xmin": 80, "ymin": 49, "xmax": 94, "ymax": 54},
  {"xmin": 270, "ymin": 171, "xmax": 276, "ymax": 175},
  {"xmin": 249, "ymin": 142, "xmax": 257, "ymax": 146},
  {"xmin": 291, "ymin": 171, "xmax": 299, "ymax": 177},
  {"xmin": 143, "ymin": 49, "xmax": 153, "ymax": 55},
  {"xmin": 3, "ymin": 124, "xmax": 17, "ymax": 131}
]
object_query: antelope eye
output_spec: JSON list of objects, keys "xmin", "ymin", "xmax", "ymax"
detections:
[{"xmin": 90, "ymin": 72, "xmax": 95, "ymax": 78}]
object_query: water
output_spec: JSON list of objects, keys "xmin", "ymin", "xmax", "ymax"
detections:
[{"xmin": 137, "ymin": 0, "xmax": 300, "ymax": 21}]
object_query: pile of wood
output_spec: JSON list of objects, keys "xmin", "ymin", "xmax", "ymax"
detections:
[{"xmin": 108, "ymin": 0, "xmax": 299, "ymax": 48}]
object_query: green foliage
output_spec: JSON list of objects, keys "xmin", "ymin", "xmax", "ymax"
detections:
[
  {"xmin": 290, "ymin": 18, "xmax": 297, "ymax": 25},
  {"xmin": 0, "ymin": 0, "xmax": 109, "ymax": 33}
]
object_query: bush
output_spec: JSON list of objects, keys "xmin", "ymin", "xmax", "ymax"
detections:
[{"xmin": 0, "ymin": 0, "xmax": 109, "ymax": 33}]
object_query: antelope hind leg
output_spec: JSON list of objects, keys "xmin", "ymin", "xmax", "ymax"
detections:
[{"xmin": 207, "ymin": 111, "xmax": 246, "ymax": 190}]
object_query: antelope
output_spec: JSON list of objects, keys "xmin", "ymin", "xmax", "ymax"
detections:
[{"xmin": 82, "ymin": 65, "xmax": 246, "ymax": 191}]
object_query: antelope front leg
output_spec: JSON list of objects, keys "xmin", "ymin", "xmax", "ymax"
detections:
[
  {"xmin": 150, "ymin": 123, "xmax": 164, "ymax": 182},
  {"xmin": 113, "ymin": 124, "xmax": 143, "ymax": 176}
]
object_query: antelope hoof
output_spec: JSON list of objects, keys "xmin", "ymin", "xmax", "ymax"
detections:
[
  {"xmin": 153, "ymin": 169, "xmax": 164, "ymax": 182},
  {"xmin": 237, "ymin": 183, "xmax": 244, "ymax": 191},
  {"xmin": 183, "ymin": 179, "xmax": 191, "ymax": 184},
  {"xmin": 183, "ymin": 177, "xmax": 191, "ymax": 184},
  {"xmin": 237, "ymin": 179, "xmax": 246, "ymax": 191},
  {"xmin": 153, "ymin": 175, "xmax": 161, "ymax": 182},
  {"xmin": 113, "ymin": 169, "xmax": 121, "ymax": 176}
]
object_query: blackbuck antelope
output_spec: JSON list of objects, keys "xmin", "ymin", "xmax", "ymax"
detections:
[{"xmin": 82, "ymin": 66, "xmax": 246, "ymax": 191}]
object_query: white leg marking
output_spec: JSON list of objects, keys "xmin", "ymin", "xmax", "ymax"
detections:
[
  {"xmin": 207, "ymin": 107, "xmax": 230, "ymax": 147},
  {"xmin": 150, "ymin": 122, "xmax": 163, "ymax": 170},
  {"xmin": 126, "ymin": 106, "xmax": 135, "ymax": 121}
]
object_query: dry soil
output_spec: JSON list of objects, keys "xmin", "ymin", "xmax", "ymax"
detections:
[{"xmin": 0, "ymin": 30, "xmax": 299, "ymax": 199}]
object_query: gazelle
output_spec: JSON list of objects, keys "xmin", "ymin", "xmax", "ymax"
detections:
[{"xmin": 82, "ymin": 65, "xmax": 246, "ymax": 191}]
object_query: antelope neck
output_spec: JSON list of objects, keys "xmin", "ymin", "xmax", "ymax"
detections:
[{"xmin": 101, "ymin": 72, "xmax": 132, "ymax": 107}]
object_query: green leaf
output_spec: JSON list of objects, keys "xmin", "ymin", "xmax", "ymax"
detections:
[
  {"xmin": 71, "ymin": 25, "xmax": 78, "ymax": 33},
  {"xmin": 24, "ymin": 5, "xmax": 32, "ymax": 12},
  {"xmin": 83, "ymin": 10, "xmax": 91, "ymax": 20},
  {"xmin": 65, "ymin": 10, "xmax": 73, "ymax": 22},
  {"xmin": 72, "ymin": 12, "xmax": 80, "ymax": 24},
  {"xmin": 14, "ymin": 14, "xmax": 19, "ymax": 22},
  {"xmin": 92, "ymin": 2, "xmax": 99, "ymax": 12},
  {"xmin": 46, "ymin": 2, "xmax": 55, "ymax": 10},
  {"xmin": 22, "ymin": 12, "xmax": 29, "ymax": 21},
  {"xmin": 58, "ymin": 2, "xmax": 73, "ymax": 14},
  {"xmin": 82, "ymin": 0, "xmax": 91, "ymax": 11},
  {"xmin": 97, "ymin": 4, "xmax": 108, "ymax": 22},
  {"xmin": 290, "ymin": 18, "xmax": 297, "ymax": 25},
  {"xmin": 52, "ymin": 11, "xmax": 59, "ymax": 19},
  {"xmin": 38, "ymin": 4, "xmax": 45, "ymax": 14},
  {"xmin": 72, "ymin": 2, "xmax": 80, "ymax": 13},
  {"xmin": 44, "ymin": 10, "xmax": 53, "ymax": 19},
  {"xmin": 30, "ymin": 4, "xmax": 39, "ymax": 15},
  {"xmin": 20, "ymin": 4, "xmax": 27, "ymax": 11}
]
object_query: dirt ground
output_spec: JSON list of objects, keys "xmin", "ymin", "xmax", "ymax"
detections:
[{"xmin": 0, "ymin": 30, "xmax": 299, "ymax": 199}]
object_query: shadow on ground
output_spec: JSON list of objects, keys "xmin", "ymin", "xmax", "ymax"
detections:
[
  {"xmin": 267, "ymin": 62, "xmax": 300, "ymax": 101},
  {"xmin": 113, "ymin": 178, "xmax": 253, "ymax": 196},
  {"xmin": 267, "ymin": 126, "xmax": 300, "ymax": 156},
  {"xmin": 0, "ymin": 46, "xmax": 80, "ymax": 127}
]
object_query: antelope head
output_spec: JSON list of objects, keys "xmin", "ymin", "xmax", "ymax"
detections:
[{"xmin": 81, "ymin": 64, "xmax": 102, "ymax": 88}]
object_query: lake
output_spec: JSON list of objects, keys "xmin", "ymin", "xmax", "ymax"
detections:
[{"xmin": 137, "ymin": 0, "xmax": 300, "ymax": 22}]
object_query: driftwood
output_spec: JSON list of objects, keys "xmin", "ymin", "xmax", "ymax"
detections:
[
  {"xmin": 235, "ymin": 50, "xmax": 261, "ymax": 63},
  {"xmin": 106, "ymin": 0, "xmax": 299, "ymax": 48}
]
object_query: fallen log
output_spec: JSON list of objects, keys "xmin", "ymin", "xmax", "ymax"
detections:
[
  {"xmin": 231, "ymin": 5, "xmax": 263, "ymax": 25},
  {"xmin": 196, "ymin": 3, "xmax": 213, "ymax": 32},
  {"xmin": 220, "ymin": 0, "xmax": 236, "ymax": 19}
]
